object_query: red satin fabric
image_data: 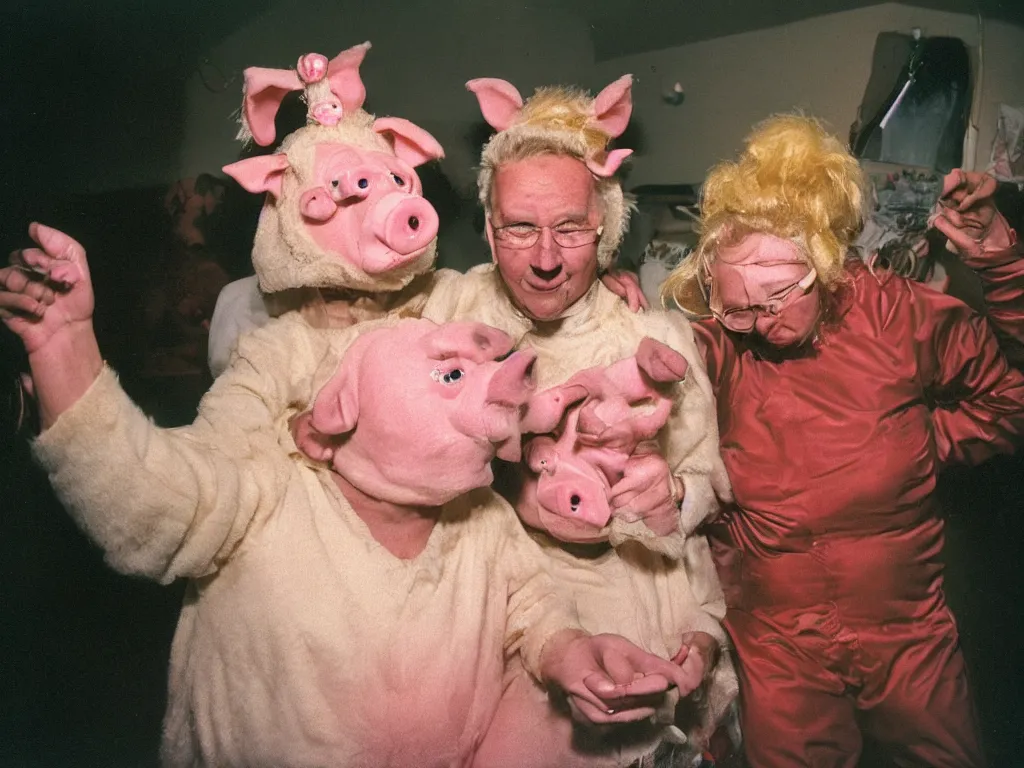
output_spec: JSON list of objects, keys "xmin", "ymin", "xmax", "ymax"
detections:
[{"xmin": 696, "ymin": 256, "xmax": 1024, "ymax": 767}]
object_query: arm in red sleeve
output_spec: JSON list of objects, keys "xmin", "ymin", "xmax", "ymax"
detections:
[
  {"xmin": 958, "ymin": 221, "xmax": 1024, "ymax": 367},
  {"xmin": 912, "ymin": 280, "xmax": 1024, "ymax": 467},
  {"xmin": 691, "ymin": 318, "xmax": 729, "ymax": 397},
  {"xmin": 932, "ymin": 171, "xmax": 1024, "ymax": 364}
]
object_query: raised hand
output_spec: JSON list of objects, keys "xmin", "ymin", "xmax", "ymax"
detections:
[
  {"xmin": 931, "ymin": 169, "xmax": 1014, "ymax": 263},
  {"xmin": 1, "ymin": 223, "xmax": 94, "ymax": 354}
]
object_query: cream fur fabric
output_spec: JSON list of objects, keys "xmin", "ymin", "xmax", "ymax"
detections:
[{"xmin": 33, "ymin": 318, "xmax": 579, "ymax": 768}]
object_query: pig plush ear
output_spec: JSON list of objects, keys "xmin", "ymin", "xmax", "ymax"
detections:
[
  {"xmin": 222, "ymin": 154, "xmax": 291, "ymax": 199},
  {"xmin": 242, "ymin": 66, "xmax": 305, "ymax": 147},
  {"xmin": 589, "ymin": 74, "xmax": 633, "ymax": 138},
  {"xmin": 311, "ymin": 360, "xmax": 361, "ymax": 437},
  {"xmin": 326, "ymin": 41, "xmax": 372, "ymax": 113},
  {"xmin": 585, "ymin": 148, "xmax": 633, "ymax": 178},
  {"xmin": 635, "ymin": 337, "xmax": 689, "ymax": 383},
  {"xmin": 373, "ymin": 117, "xmax": 445, "ymax": 168},
  {"xmin": 466, "ymin": 78, "xmax": 524, "ymax": 131},
  {"xmin": 521, "ymin": 384, "xmax": 590, "ymax": 435}
]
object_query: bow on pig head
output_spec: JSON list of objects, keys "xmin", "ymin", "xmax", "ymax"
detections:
[
  {"xmin": 293, "ymin": 319, "xmax": 537, "ymax": 507},
  {"xmin": 515, "ymin": 338, "xmax": 688, "ymax": 543},
  {"xmin": 240, "ymin": 42, "xmax": 372, "ymax": 147},
  {"xmin": 465, "ymin": 74, "xmax": 635, "ymax": 178}
]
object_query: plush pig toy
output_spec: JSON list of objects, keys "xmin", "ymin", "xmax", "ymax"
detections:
[{"xmin": 515, "ymin": 337, "xmax": 689, "ymax": 546}]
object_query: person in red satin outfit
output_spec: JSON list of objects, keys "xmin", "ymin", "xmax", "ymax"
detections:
[{"xmin": 661, "ymin": 115, "xmax": 1024, "ymax": 768}]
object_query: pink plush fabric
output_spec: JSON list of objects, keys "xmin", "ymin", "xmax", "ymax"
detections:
[{"xmin": 517, "ymin": 338, "xmax": 688, "ymax": 540}]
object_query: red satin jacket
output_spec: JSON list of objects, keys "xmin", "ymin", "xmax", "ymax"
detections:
[{"xmin": 697, "ymin": 246, "xmax": 1024, "ymax": 622}]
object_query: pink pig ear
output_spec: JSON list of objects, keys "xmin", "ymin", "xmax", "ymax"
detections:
[
  {"xmin": 466, "ymin": 78, "xmax": 524, "ymax": 131},
  {"xmin": 326, "ymin": 41, "xmax": 372, "ymax": 113},
  {"xmin": 373, "ymin": 117, "xmax": 445, "ymax": 168},
  {"xmin": 635, "ymin": 338, "xmax": 689, "ymax": 383},
  {"xmin": 590, "ymin": 74, "xmax": 634, "ymax": 138},
  {"xmin": 521, "ymin": 383, "xmax": 590, "ymax": 435},
  {"xmin": 311, "ymin": 358, "xmax": 361, "ymax": 437},
  {"xmin": 222, "ymin": 154, "xmax": 291, "ymax": 198},
  {"xmin": 586, "ymin": 148, "xmax": 633, "ymax": 178},
  {"xmin": 242, "ymin": 66, "xmax": 305, "ymax": 146}
]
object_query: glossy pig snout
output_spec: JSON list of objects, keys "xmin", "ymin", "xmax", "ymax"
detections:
[
  {"xmin": 363, "ymin": 193, "xmax": 439, "ymax": 272},
  {"xmin": 540, "ymin": 478, "xmax": 612, "ymax": 528}
]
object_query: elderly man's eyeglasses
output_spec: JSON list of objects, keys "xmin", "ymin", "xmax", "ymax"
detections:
[
  {"xmin": 492, "ymin": 223, "xmax": 603, "ymax": 250},
  {"xmin": 706, "ymin": 267, "xmax": 818, "ymax": 332}
]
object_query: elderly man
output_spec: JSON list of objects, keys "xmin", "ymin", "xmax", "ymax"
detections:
[{"xmin": 410, "ymin": 76, "xmax": 736, "ymax": 767}]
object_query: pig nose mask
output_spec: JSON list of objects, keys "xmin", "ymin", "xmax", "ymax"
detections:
[
  {"xmin": 301, "ymin": 147, "xmax": 440, "ymax": 275},
  {"xmin": 302, "ymin": 320, "xmax": 538, "ymax": 506}
]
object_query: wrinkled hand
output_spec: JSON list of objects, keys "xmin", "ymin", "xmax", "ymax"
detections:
[
  {"xmin": 608, "ymin": 451, "xmax": 682, "ymax": 536},
  {"xmin": 289, "ymin": 410, "xmax": 337, "ymax": 463},
  {"xmin": 600, "ymin": 269, "xmax": 649, "ymax": 313},
  {"xmin": 670, "ymin": 631, "xmax": 720, "ymax": 698},
  {"xmin": 1, "ymin": 223, "xmax": 94, "ymax": 354},
  {"xmin": 541, "ymin": 630, "xmax": 691, "ymax": 725},
  {"xmin": 931, "ymin": 169, "xmax": 1014, "ymax": 262}
]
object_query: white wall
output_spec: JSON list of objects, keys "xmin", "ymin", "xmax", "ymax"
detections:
[{"xmin": 595, "ymin": 3, "xmax": 1024, "ymax": 186}]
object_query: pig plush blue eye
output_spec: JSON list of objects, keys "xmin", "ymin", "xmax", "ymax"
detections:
[{"xmin": 442, "ymin": 369, "xmax": 464, "ymax": 384}]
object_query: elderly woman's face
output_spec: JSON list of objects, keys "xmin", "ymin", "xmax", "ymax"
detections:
[
  {"xmin": 487, "ymin": 154, "xmax": 602, "ymax": 321},
  {"xmin": 707, "ymin": 232, "xmax": 822, "ymax": 348}
]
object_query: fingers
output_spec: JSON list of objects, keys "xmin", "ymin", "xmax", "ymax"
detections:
[
  {"xmin": 569, "ymin": 694, "xmax": 658, "ymax": 724},
  {"xmin": 955, "ymin": 172, "xmax": 997, "ymax": 212},
  {"xmin": 29, "ymin": 222, "xmax": 86, "ymax": 263},
  {"xmin": 27, "ymin": 222, "xmax": 89, "ymax": 285},
  {"xmin": 932, "ymin": 213, "xmax": 980, "ymax": 256},
  {"xmin": 0, "ymin": 266, "xmax": 56, "ymax": 317}
]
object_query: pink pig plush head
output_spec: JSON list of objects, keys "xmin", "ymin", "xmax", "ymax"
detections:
[
  {"xmin": 222, "ymin": 43, "xmax": 446, "ymax": 294},
  {"xmin": 304, "ymin": 319, "xmax": 537, "ymax": 507},
  {"xmin": 514, "ymin": 338, "xmax": 688, "ymax": 544},
  {"xmin": 467, "ymin": 75, "xmax": 635, "ymax": 270}
]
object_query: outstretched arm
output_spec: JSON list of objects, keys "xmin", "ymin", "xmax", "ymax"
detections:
[{"xmin": 932, "ymin": 169, "xmax": 1024, "ymax": 366}]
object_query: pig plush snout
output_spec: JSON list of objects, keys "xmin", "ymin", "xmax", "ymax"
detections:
[
  {"xmin": 538, "ymin": 474, "xmax": 613, "ymax": 529},
  {"xmin": 364, "ymin": 193, "xmax": 440, "ymax": 271},
  {"xmin": 486, "ymin": 349, "xmax": 537, "ymax": 463}
]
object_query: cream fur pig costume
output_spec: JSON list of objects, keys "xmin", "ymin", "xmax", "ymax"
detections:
[
  {"xmin": 417, "ymin": 77, "xmax": 738, "ymax": 766},
  {"xmin": 30, "ymin": 312, "xmax": 586, "ymax": 767},
  {"xmin": 208, "ymin": 42, "xmax": 456, "ymax": 375}
]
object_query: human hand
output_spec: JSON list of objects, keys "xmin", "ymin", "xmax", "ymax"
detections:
[
  {"xmin": 289, "ymin": 410, "xmax": 337, "ymax": 462},
  {"xmin": 540, "ymin": 629, "xmax": 689, "ymax": 725},
  {"xmin": 931, "ymin": 169, "xmax": 1014, "ymax": 262},
  {"xmin": 1, "ymin": 223, "xmax": 95, "ymax": 355},
  {"xmin": 609, "ymin": 451, "xmax": 682, "ymax": 536},
  {"xmin": 600, "ymin": 269, "xmax": 649, "ymax": 313},
  {"xmin": 670, "ymin": 630, "xmax": 720, "ymax": 698}
]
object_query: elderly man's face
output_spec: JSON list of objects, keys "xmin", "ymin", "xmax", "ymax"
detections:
[{"xmin": 488, "ymin": 155, "xmax": 602, "ymax": 321}]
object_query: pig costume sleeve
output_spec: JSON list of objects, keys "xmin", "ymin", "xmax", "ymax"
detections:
[{"xmin": 31, "ymin": 319, "xmax": 583, "ymax": 768}]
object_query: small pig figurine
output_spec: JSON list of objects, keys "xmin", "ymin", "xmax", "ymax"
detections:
[
  {"xmin": 223, "ymin": 42, "xmax": 445, "ymax": 296},
  {"xmin": 516, "ymin": 337, "xmax": 689, "ymax": 545}
]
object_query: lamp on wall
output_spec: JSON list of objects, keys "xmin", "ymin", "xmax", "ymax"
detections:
[{"xmin": 662, "ymin": 81, "xmax": 685, "ymax": 106}]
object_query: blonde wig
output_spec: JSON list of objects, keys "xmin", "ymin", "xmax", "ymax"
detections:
[{"xmin": 662, "ymin": 114, "xmax": 866, "ymax": 313}]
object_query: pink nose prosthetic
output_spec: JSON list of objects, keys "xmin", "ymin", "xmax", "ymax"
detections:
[
  {"xmin": 296, "ymin": 319, "xmax": 537, "ymax": 507},
  {"xmin": 517, "ymin": 338, "xmax": 689, "ymax": 541}
]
